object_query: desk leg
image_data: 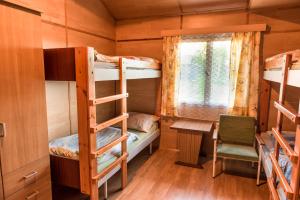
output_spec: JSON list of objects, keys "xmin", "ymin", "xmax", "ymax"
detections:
[{"xmin": 176, "ymin": 130, "xmax": 203, "ymax": 168}]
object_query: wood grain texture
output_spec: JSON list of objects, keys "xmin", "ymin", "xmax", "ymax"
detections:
[
  {"xmin": 268, "ymin": 83, "xmax": 300, "ymax": 131},
  {"xmin": 44, "ymin": 48, "xmax": 76, "ymax": 81},
  {"xmin": 4, "ymin": 0, "xmax": 65, "ymax": 25},
  {"xmin": 0, "ymin": 3, "xmax": 49, "ymax": 174},
  {"xmin": 249, "ymin": 8, "xmax": 300, "ymax": 33},
  {"xmin": 6, "ymin": 175, "xmax": 51, "ymax": 200},
  {"xmin": 127, "ymin": 79, "xmax": 160, "ymax": 114},
  {"xmin": 50, "ymin": 155, "xmax": 80, "ymax": 189},
  {"xmin": 182, "ymin": 11, "xmax": 248, "ymax": 29},
  {"xmin": 116, "ymin": 40, "xmax": 163, "ymax": 61},
  {"xmin": 102, "ymin": 0, "xmax": 248, "ymax": 20},
  {"xmin": 45, "ymin": 81, "xmax": 71, "ymax": 141},
  {"xmin": 170, "ymin": 119, "xmax": 213, "ymax": 132},
  {"xmin": 177, "ymin": 129, "xmax": 203, "ymax": 165},
  {"xmin": 249, "ymin": 0, "xmax": 300, "ymax": 9},
  {"xmin": 109, "ymin": 149, "xmax": 269, "ymax": 200},
  {"xmin": 68, "ymin": 29, "xmax": 115, "ymax": 55},
  {"xmin": 117, "ymin": 16, "xmax": 181, "ymax": 40},
  {"xmin": 66, "ymin": 0, "xmax": 115, "ymax": 39},
  {"xmin": 3, "ymin": 156, "xmax": 50, "ymax": 197},
  {"xmin": 42, "ymin": 22, "xmax": 66, "ymax": 48}
]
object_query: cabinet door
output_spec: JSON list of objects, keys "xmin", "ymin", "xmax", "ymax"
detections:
[{"xmin": 0, "ymin": 3, "xmax": 49, "ymax": 175}]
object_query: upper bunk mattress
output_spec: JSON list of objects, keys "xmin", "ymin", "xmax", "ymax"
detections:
[{"xmin": 94, "ymin": 51, "xmax": 161, "ymax": 70}]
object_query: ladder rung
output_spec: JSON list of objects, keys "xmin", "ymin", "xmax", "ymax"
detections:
[
  {"xmin": 91, "ymin": 134, "xmax": 128, "ymax": 158},
  {"xmin": 270, "ymin": 153, "xmax": 294, "ymax": 197},
  {"xmin": 267, "ymin": 177, "xmax": 280, "ymax": 200},
  {"xmin": 89, "ymin": 93, "xmax": 128, "ymax": 106},
  {"xmin": 272, "ymin": 128, "xmax": 298, "ymax": 162},
  {"xmin": 92, "ymin": 152, "xmax": 128, "ymax": 180},
  {"xmin": 90, "ymin": 113, "xmax": 128, "ymax": 133},
  {"xmin": 274, "ymin": 102, "xmax": 300, "ymax": 124}
]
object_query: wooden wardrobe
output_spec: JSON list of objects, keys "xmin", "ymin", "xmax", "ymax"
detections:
[{"xmin": 0, "ymin": 2, "xmax": 51, "ymax": 199}]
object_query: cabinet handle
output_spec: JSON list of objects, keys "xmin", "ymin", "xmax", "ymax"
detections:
[
  {"xmin": 23, "ymin": 171, "xmax": 38, "ymax": 180},
  {"xmin": 25, "ymin": 190, "xmax": 39, "ymax": 200}
]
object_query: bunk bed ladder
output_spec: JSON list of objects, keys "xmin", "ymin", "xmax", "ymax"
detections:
[
  {"xmin": 91, "ymin": 57, "xmax": 129, "ymax": 200},
  {"xmin": 76, "ymin": 47, "xmax": 128, "ymax": 200},
  {"xmin": 269, "ymin": 53, "xmax": 300, "ymax": 200}
]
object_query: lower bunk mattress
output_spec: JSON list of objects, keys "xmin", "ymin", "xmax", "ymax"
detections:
[
  {"xmin": 49, "ymin": 124, "xmax": 160, "ymax": 173},
  {"xmin": 260, "ymin": 131, "xmax": 295, "ymax": 200}
]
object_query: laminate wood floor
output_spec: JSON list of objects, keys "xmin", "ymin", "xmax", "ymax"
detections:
[{"xmin": 104, "ymin": 149, "xmax": 269, "ymax": 200}]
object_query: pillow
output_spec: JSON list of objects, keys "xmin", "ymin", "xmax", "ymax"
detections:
[{"xmin": 127, "ymin": 112, "xmax": 160, "ymax": 133}]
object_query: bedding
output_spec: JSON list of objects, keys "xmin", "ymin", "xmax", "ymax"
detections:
[
  {"xmin": 49, "ymin": 124, "xmax": 159, "ymax": 173},
  {"xmin": 94, "ymin": 51, "xmax": 161, "ymax": 70},
  {"xmin": 49, "ymin": 127, "xmax": 139, "ymax": 160},
  {"xmin": 260, "ymin": 131, "xmax": 295, "ymax": 184}
]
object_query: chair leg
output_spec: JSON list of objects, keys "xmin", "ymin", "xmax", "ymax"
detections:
[
  {"xmin": 222, "ymin": 158, "xmax": 226, "ymax": 172},
  {"xmin": 256, "ymin": 146, "xmax": 262, "ymax": 186},
  {"xmin": 149, "ymin": 143, "xmax": 153, "ymax": 155},
  {"xmin": 213, "ymin": 140, "xmax": 217, "ymax": 178},
  {"xmin": 104, "ymin": 181, "xmax": 108, "ymax": 199}
]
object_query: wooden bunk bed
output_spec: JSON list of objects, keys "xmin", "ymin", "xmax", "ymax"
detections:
[
  {"xmin": 44, "ymin": 47, "xmax": 161, "ymax": 200},
  {"xmin": 257, "ymin": 49, "xmax": 300, "ymax": 200}
]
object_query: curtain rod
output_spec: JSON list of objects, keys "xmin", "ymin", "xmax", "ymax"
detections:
[{"xmin": 161, "ymin": 24, "xmax": 268, "ymax": 37}]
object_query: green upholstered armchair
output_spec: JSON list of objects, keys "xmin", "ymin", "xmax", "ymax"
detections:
[{"xmin": 212, "ymin": 114, "xmax": 261, "ymax": 185}]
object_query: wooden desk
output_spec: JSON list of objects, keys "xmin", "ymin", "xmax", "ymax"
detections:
[{"xmin": 170, "ymin": 119, "xmax": 213, "ymax": 168}]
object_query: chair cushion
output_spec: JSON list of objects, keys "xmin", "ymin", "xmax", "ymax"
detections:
[{"xmin": 217, "ymin": 143, "xmax": 259, "ymax": 161}]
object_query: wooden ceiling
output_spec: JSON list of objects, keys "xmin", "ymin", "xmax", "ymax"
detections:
[{"xmin": 101, "ymin": 0, "xmax": 300, "ymax": 20}]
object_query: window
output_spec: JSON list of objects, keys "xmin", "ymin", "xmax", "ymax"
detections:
[{"xmin": 178, "ymin": 34, "xmax": 231, "ymax": 107}]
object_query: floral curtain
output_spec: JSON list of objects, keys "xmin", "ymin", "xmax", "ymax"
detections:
[
  {"xmin": 229, "ymin": 32, "xmax": 261, "ymax": 117},
  {"xmin": 161, "ymin": 36, "xmax": 181, "ymax": 116}
]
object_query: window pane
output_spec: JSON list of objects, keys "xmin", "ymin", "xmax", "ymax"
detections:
[
  {"xmin": 178, "ymin": 38, "xmax": 231, "ymax": 108},
  {"xmin": 178, "ymin": 42, "xmax": 206, "ymax": 104},
  {"xmin": 209, "ymin": 40, "xmax": 231, "ymax": 106}
]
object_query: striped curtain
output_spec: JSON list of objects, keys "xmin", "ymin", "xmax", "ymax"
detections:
[
  {"xmin": 229, "ymin": 32, "xmax": 261, "ymax": 118},
  {"xmin": 161, "ymin": 36, "xmax": 181, "ymax": 117}
]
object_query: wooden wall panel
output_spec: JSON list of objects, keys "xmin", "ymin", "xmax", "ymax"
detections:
[
  {"xmin": 182, "ymin": 11, "xmax": 248, "ymax": 29},
  {"xmin": 42, "ymin": 22, "xmax": 66, "ymax": 48},
  {"xmin": 249, "ymin": 8, "xmax": 300, "ymax": 32},
  {"xmin": 95, "ymin": 81, "xmax": 117, "ymax": 123},
  {"xmin": 68, "ymin": 29, "xmax": 115, "ymax": 55},
  {"xmin": 4, "ymin": 0, "xmax": 66, "ymax": 25},
  {"xmin": 45, "ymin": 82, "xmax": 70, "ymax": 141},
  {"xmin": 116, "ymin": 40, "xmax": 163, "ymax": 61},
  {"xmin": 268, "ymin": 83, "xmax": 300, "ymax": 131},
  {"xmin": 263, "ymin": 31, "xmax": 300, "ymax": 59},
  {"xmin": 66, "ymin": 0, "xmax": 115, "ymax": 39},
  {"xmin": 160, "ymin": 118, "xmax": 178, "ymax": 150},
  {"xmin": 116, "ymin": 16, "xmax": 180, "ymax": 40},
  {"xmin": 127, "ymin": 79, "xmax": 159, "ymax": 114}
]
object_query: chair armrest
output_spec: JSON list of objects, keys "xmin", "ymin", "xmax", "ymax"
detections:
[
  {"xmin": 255, "ymin": 134, "xmax": 265, "ymax": 146},
  {"xmin": 213, "ymin": 129, "xmax": 218, "ymax": 140}
]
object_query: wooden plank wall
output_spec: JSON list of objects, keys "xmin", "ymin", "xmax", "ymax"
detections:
[
  {"xmin": 7, "ymin": 0, "xmax": 116, "ymax": 140},
  {"xmin": 115, "ymin": 9, "xmax": 300, "ymax": 150}
]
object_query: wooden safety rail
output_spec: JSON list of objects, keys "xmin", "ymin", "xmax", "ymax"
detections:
[{"xmin": 262, "ymin": 51, "xmax": 300, "ymax": 200}]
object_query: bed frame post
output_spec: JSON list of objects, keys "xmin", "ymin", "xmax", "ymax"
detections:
[
  {"xmin": 75, "ymin": 47, "xmax": 99, "ymax": 199},
  {"xmin": 119, "ymin": 58, "xmax": 128, "ymax": 189},
  {"xmin": 258, "ymin": 79, "xmax": 271, "ymax": 132},
  {"xmin": 290, "ymin": 100, "xmax": 300, "ymax": 200}
]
